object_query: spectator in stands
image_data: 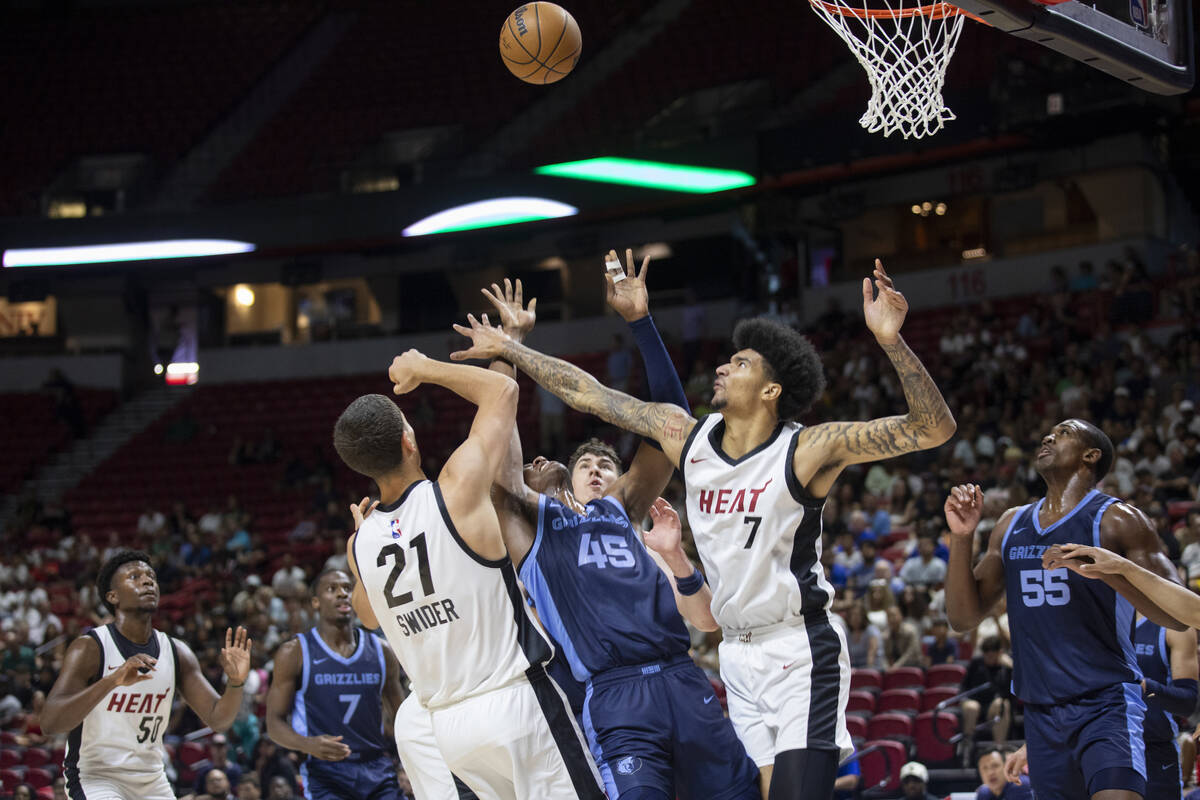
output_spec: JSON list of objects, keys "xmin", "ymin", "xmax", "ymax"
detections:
[
  {"xmin": 237, "ymin": 774, "xmax": 262, "ymax": 800},
  {"xmin": 849, "ymin": 535, "xmax": 880, "ymax": 596},
  {"xmin": 52, "ymin": 776, "xmax": 67, "ymax": 800},
  {"xmin": 900, "ymin": 534, "xmax": 948, "ymax": 589},
  {"xmin": 971, "ymin": 595, "xmax": 1010, "ymax": 656},
  {"xmin": 138, "ymin": 506, "xmax": 168, "ymax": 537},
  {"xmin": 960, "ymin": 636, "xmax": 1013, "ymax": 754},
  {"xmin": 194, "ymin": 734, "xmax": 243, "ymax": 793},
  {"xmin": 865, "ymin": 579, "xmax": 895, "ymax": 628},
  {"xmin": 845, "ymin": 601, "xmax": 881, "ymax": 669},
  {"xmin": 271, "ymin": 553, "xmax": 307, "ymax": 599},
  {"xmin": 188, "ymin": 768, "xmax": 234, "ymax": 800},
  {"xmin": 899, "ymin": 762, "xmax": 939, "ymax": 800},
  {"xmin": 833, "ymin": 751, "xmax": 861, "ymax": 800},
  {"xmin": 253, "ymin": 736, "xmax": 297, "ymax": 793},
  {"xmin": 11, "ymin": 783, "xmax": 37, "ymax": 800},
  {"xmin": 924, "ymin": 617, "xmax": 958, "ymax": 666},
  {"xmin": 976, "ymin": 747, "xmax": 1033, "ymax": 799},
  {"xmin": 882, "ymin": 606, "xmax": 922, "ymax": 668},
  {"xmin": 268, "ymin": 775, "xmax": 298, "ymax": 800},
  {"xmin": 887, "ymin": 479, "xmax": 917, "ymax": 529}
]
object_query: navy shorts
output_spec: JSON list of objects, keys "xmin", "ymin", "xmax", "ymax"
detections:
[
  {"xmin": 302, "ymin": 754, "xmax": 404, "ymax": 800},
  {"xmin": 1144, "ymin": 738, "xmax": 1182, "ymax": 799},
  {"xmin": 582, "ymin": 653, "xmax": 760, "ymax": 800},
  {"xmin": 1023, "ymin": 683, "xmax": 1147, "ymax": 799}
]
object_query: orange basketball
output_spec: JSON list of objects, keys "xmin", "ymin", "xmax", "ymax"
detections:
[{"xmin": 499, "ymin": 3, "xmax": 582, "ymax": 85}]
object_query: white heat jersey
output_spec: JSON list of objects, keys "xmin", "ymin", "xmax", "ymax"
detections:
[
  {"xmin": 681, "ymin": 414, "xmax": 834, "ymax": 631},
  {"xmin": 64, "ymin": 624, "xmax": 176, "ymax": 782},
  {"xmin": 354, "ymin": 479, "xmax": 552, "ymax": 709}
]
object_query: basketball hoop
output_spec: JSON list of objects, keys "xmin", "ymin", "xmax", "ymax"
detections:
[{"xmin": 808, "ymin": 0, "xmax": 977, "ymax": 139}]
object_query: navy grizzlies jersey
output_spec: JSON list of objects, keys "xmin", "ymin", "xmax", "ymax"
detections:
[
  {"xmin": 1134, "ymin": 618, "xmax": 1177, "ymax": 743},
  {"xmin": 292, "ymin": 628, "xmax": 387, "ymax": 759},
  {"xmin": 1002, "ymin": 490, "xmax": 1142, "ymax": 704},
  {"xmin": 519, "ymin": 494, "xmax": 690, "ymax": 682}
]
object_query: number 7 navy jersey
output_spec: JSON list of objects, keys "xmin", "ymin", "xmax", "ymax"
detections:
[
  {"xmin": 292, "ymin": 628, "xmax": 388, "ymax": 759},
  {"xmin": 518, "ymin": 493, "xmax": 690, "ymax": 683},
  {"xmin": 1001, "ymin": 489, "xmax": 1142, "ymax": 704}
]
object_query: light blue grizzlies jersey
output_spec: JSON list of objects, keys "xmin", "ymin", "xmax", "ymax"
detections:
[
  {"xmin": 519, "ymin": 494, "xmax": 691, "ymax": 683},
  {"xmin": 292, "ymin": 628, "xmax": 388, "ymax": 759},
  {"xmin": 1134, "ymin": 618, "xmax": 1178, "ymax": 743},
  {"xmin": 1002, "ymin": 489, "xmax": 1142, "ymax": 704}
]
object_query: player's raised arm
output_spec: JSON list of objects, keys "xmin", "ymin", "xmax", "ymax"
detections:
[
  {"xmin": 1044, "ymin": 543, "xmax": 1196, "ymax": 630},
  {"xmin": 264, "ymin": 637, "xmax": 351, "ymax": 761},
  {"xmin": 942, "ymin": 484, "xmax": 1008, "ymax": 633},
  {"xmin": 451, "ymin": 316, "xmax": 696, "ymax": 468},
  {"xmin": 173, "ymin": 627, "xmax": 250, "ymax": 733},
  {"xmin": 42, "ymin": 635, "xmax": 156, "ymax": 734},
  {"xmin": 795, "ymin": 260, "xmax": 955, "ymax": 497}
]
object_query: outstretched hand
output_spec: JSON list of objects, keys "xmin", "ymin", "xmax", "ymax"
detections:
[
  {"xmin": 944, "ymin": 484, "xmax": 983, "ymax": 538},
  {"xmin": 350, "ymin": 496, "xmax": 378, "ymax": 532},
  {"xmin": 450, "ymin": 313, "xmax": 512, "ymax": 362},
  {"xmin": 862, "ymin": 258, "xmax": 907, "ymax": 344},
  {"xmin": 605, "ymin": 247, "xmax": 651, "ymax": 322},
  {"xmin": 219, "ymin": 626, "xmax": 252, "ymax": 686},
  {"xmin": 481, "ymin": 278, "xmax": 537, "ymax": 341},
  {"xmin": 1042, "ymin": 543, "xmax": 1125, "ymax": 578},
  {"xmin": 643, "ymin": 497, "xmax": 683, "ymax": 555}
]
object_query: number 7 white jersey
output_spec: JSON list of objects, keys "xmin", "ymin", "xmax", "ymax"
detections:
[
  {"xmin": 353, "ymin": 479, "xmax": 553, "ymax": 709},
  {"xmin": 681, "ymin": 414, "xmax": 833, "ymax": 632}
]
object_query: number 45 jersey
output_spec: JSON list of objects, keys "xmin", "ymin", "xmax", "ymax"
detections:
[
  {"xmin": 354, "ymin": 480, "xmax": 552, "ymax": 709},
  {"xmin": 1001, "ymin": 489, "xmax": 1143, "ymax": 704}
]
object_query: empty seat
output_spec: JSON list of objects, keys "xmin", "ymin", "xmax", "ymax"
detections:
[
  {"xmin": 867, "ymin": 712, "xmax": 914, "ymax": 741},
  {"xmin": 883, "ymin": 667, "xmax": 925, "ymax": 691},
  {"xmin": 922, "ymin": 685, "xmax": 962, "ymax": 712},
  {"xmin": 851, "ymin": 668, "xmax": 882, "ymax": 692},
  {"xmin": 926, "ymin": 663, "xmax": 967, "ymax": 687},
  {"xmin": 915, "ymin": 710, "xmax": 959, "ymax": 765},
  {"xmin": 859, "ymin": 739, "xmax": 907, "ymax": 793},
  {"xmin": 877, "ymin": 688, "xmax": 921, "ymax": 715},
  {"xmin": 847, "ymin": 690, "xmax": 876, "ymax": 716}
]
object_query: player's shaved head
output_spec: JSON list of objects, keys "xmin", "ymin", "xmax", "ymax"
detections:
[
  {"xmin": 333, "ymin": 394, "xmax": 409, "ymax": 479},
  {"xmin": 1065, "ymin": 418, "xmax": 1114, "ymax": 480},
  {"xmin": 732, "ymin": 318, "xmax": 826, "ymax": 421}
]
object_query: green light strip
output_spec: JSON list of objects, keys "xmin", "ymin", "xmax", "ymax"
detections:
[{"xmin": 535, "ymin": 157, "xmax": 756, "ymax": 194}]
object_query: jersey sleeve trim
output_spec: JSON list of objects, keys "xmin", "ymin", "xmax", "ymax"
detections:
[
  {"xmin": 517, "ymin": 494, "xmax": 549, "ymax": 573},
  {"xmin": 784, "ymin": 428, "xmax": 825, "ymax": 508},
  {"xmin": 297, "ymin": 632, "xmax": 311, "ymax": 695},
  {"xmin": 167, "ymin": 635, "xmax": 181, "ymax": 690},
  {"xmin": 84, "ymin": 628, "xmax": 104, "ymax": 683},
  {"xmin": 432, "ymin": 481, "xmax": 509, "ymax": 569},
  {"xmin": 1092, "ymin": 496, "xmax": 1117, "ymax": 547},
  {"xmin": 677, "ymin": 413, "xmax": 710, "ymax": 487}
]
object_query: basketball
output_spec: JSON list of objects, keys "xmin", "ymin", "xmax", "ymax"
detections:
[{"xmin": 499, "ymin": 3, "xmax": 582, "ymax": 85}]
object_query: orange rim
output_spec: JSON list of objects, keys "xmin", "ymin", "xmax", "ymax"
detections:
[{"xmin": 809, "ymin": 0, "xmax": 987, "ymax": 23}]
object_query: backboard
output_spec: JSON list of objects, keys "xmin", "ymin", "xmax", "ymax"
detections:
[{"xmin": 949, "ymin": 0, "xmax": 1194, "ymax": 94}]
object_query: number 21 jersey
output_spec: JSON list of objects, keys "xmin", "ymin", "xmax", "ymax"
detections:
[
  {"xmin": 354, "ymin": 480, "xmax": 552, "ymax": 709},
  {"xmin": 1001, "ymin": 489, "xmax": 1142, "ymax": 704}
]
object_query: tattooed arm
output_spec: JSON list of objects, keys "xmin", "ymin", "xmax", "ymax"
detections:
[
  {"xmin": 451, "ymin": 315, "xmax": 696, "ymax": 467},
  {"xmin": 795, "ymin": 260, "xmax": 956, "ymax": 498}
]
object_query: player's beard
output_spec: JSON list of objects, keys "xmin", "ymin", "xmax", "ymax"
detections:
[{"xmin": 712, "ymin": 395, "xmax": 727, "ymax": 411}]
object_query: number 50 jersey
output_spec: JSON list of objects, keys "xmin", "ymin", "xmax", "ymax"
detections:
[
  {"xmin": 1001, "ymin": 489, "xmax": 1142, "ymax": 704},
  {"xmin": 354, "ymin": 480, "xmax": 552, "ymax": 709}
]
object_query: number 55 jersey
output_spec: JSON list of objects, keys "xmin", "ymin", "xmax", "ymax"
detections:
[{"xmin": 1001, "ymin": 489, "xmax": 1143, "ymax": 705}]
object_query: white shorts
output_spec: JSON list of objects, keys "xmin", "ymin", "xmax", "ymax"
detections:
[
  {"xmin": 429, "ymin": 672, "xmax": 605, "ymax": 800},
  {"xmin": 67, "ymin": 769, "xmax": 175, "ymax": 800},
  {"xmin": 395, "ymin": 693, "xmax": 464, "ymax": 800},
  {"xmin": 718, "ymin": 614, "xmax": 853, "ymax": 768}
]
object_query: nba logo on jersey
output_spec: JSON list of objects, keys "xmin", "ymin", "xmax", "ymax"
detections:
[
  {"xmin": 389, "ymin": 519, "xmax": 402, "ymax": 539},
  {"xmin": 1129, "ymin": 0, "xmax": 1147, "ymax": 28},
  {"xmin": 615, "ymin": 756, "xmax": 643, "ymax": 775}
]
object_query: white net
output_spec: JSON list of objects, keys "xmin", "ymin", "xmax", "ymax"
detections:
[{"xmin": 808, "ymin": 0, "xmax": 968, "ymax": 139}]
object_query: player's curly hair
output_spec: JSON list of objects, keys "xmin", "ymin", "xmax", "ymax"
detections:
[
  {"xmin": 97, "ymin": 549, "xmax": 153, "ymax": 613},
  {"xmin": 333, "ymin": 394, "xmax": 408, "ymax": 479},
  {"xmin": 567, "ymin": 438, "xmax": 623, "ymax": 476},
  {"xmin": 732, "ymin": 317, "xmax": 826, "ymax": 422}
]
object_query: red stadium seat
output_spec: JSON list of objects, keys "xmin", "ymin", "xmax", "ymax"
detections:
[
  {"xmin": 922, "ymin": 685, "xmax": 961, "ymax": 711},
  {"xmin": 0, "ymin": 750, "xmax": 20, "ymax": 769},
  {"xmin": 846, "ymin": 715, "xmax": 868, "ymax": 740},
  {"xmin": 926, "ymin": 663, "xmax": 966, "ymax": 687},
  {"xmin": 50, "ymin": 746, "xmax": 65, "ymax": 767},
  {"xmin": 867, "ymin": 712, "xmax": 913, "ymax": 741},
  {"xmin": 0, "ymin": 732, "xmax": 17, "ymax": 746},
  {"xmin": 958, "ymin": 639, "xmax": 975, "ymax": 660},
  {"xmin": 22, "ymin": 747, "xmax": 49, "ymax": 768},
  {"xmin": 25, "ymin": 767, "xmax": 53, "ymax": 789},
  {"xmin": 877, "ymin": 688, "xmax": 921, "ymax": 715},
  {"xmin": 859, "ymin": 739, "xmax": 907, "ymax": 793},
  {"xmin": 915, "ymin": 711, "xmax": 959, "ymax": 765},
  {"xmin": 179, "ymin": 741, "xmax": 208, "ymax": 766},
  {"xmin": 0, "ymin": 768, "xmax": 25, "ymax": 791},
  {"xmin": 850, "ymin": 668, "xmax": 882, "ymax": 692},
  {"xmin": 883, "ymin": 667, "xmax": 925, "ymax": 691},
  {"xmin": 847, "ymin": 690, "xmax": 876, "ymax": 715}
]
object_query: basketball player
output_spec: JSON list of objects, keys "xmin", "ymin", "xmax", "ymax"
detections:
[
  {"xmin": 333, "ymin": 351, "xmax": 604, "ymax": 799},
  {"xmin": 943, "ymin": 419, "xmax": 1187, "ymax": 800},
  {"xmin": 41, "ymin": 550, "xmax": 251, "ymax": 800},
  {"xmin": 452, "ymin": 259, "xmax": 956, "ymax": 799},
  {"xmin": 477, "ymin": 268, "xmax": 760, "ymax": 800},
  {"xmin": 265, "ymin": 568, "xmax": 407, "ymax": 800},
  {"xmin": 1002, "ymin": 614, "xmax": 1197, "ymax": 796}
]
